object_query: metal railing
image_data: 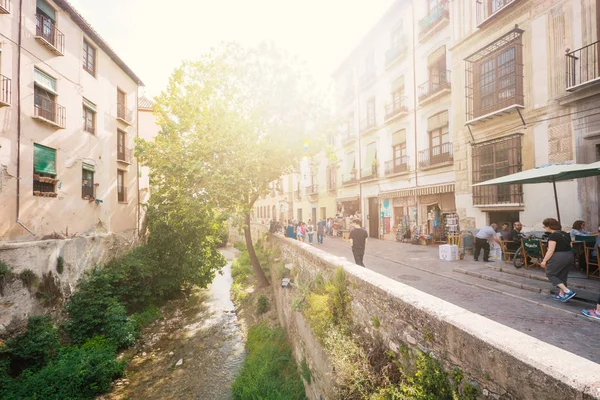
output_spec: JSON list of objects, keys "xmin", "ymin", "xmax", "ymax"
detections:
[
  {"xmin": 0, "ymin": 75, "xmax": 11, "ymax": 105},
  {"xmin": 34, "ymin": 94, "xmax": 66, "ymax": 127},
  {"xmin": 385, "ymin": 44, "xmax": 407, "ymax": 67},
  {"xmin": 359, "ymin": 118, "xmax": 376, "ymax": 134},
  {"xmin": 117, "ymin": 148, "xmax": 133, "ymax": 163},
  {"xmin": 566, "ymin": 40, "xmax": 600, "ymax": 90},
  {"xmin": 36, "ymin": 13, "xmax": 65, "ymax": 54},
  {"xmin": 385, "ymin": 157, "xmax": 409, "ymax": 175},
  {"xmin": 476, "ymin": 0, "xmax": 518, "ymax": 26},
  {"xmin": 385, "ymin": 96, "xmax": 407, "ymax": 120},
  {"xmin": 473, "ymin": 184, "xmax": 523, "ymax": 206},
  {"xmin": 418, "ymin": 0, "xmax": 449, "ymax": 40},
  {"xmin": 418, "ymin": 70, "xmax": 451, "ymax": 101},
  {"xmin": 118, "ymin": 187, "xmax": 127, "ymax": 203},
  {"xmin": 418, "ymin": 143, "xmax": 453, "ymax": 168},
  {"xmin": 117, "ymin": 106, "xmax": 133, "ymax": 124},
  {"xmin": 0, "ymin": 0, "xmax": 11, "ymax": 14},
  {"xmin": 306, "ymin": 184, "xmax": 318, "ymax": 195}
]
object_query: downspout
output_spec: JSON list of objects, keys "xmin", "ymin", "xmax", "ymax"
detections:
[
  {"xmin": 357, "ymin": 65, "xmax": 363, "ymax": 226},
  {"xmin": 135, "ymin": 87, "xmax": 140, "ymax": 239},
  {"xmin": 15, "ymin": 0, "xmax": 35, "ymax": 236},
  {"xmin": 411, "ymin": 0, "xmax": 419, "ymax": 230}
]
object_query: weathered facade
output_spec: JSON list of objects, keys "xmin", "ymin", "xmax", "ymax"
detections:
[
  {"xmin": 450, "ymin": 0, "xmax": 600, "ymax": 229},
  {"xmin": 0, "ymin": 0, "xmax": 144, "ymax": 241}
]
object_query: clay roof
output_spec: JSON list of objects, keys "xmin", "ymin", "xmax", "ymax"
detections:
[{"xmin": 138, "ymin": 95, "xmax": 155, "ymax": 110}]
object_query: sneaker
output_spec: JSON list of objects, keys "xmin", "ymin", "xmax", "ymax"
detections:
[
  {"xmin": 560, "ymin": 291, "xmax": 577, "ymax": 302},
  {"xmin": 551, "ymin": 294, "xmax": 562, "ymax": 301},
  {"xmin": 582, "ymin": 309, "xmax": 600, "ymax": 320}
]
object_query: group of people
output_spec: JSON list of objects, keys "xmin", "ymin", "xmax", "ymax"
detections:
[{"xmin": 474, "ymin": 218, "xmax": 600, "ymax": 321}]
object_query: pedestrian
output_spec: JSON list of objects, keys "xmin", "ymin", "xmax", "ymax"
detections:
[
  {"xmin": 326, "ymin": 218, "xmax": 332, "ymax": 237},
  {"xmin": 317, "ymin": 218, "xmax": 326, "ymax": 244},
  {"xmin": 297, "ymin": 222, "xmax": 306, "ymax": 242},
  {"xmin": 473, "ymin": 223, "xmax": 500, "ymax": 262},
  {"xmin": 307, "ymin": 219, "xmax": 315, "ymax": 244},
  {"xmin": 582, "ymin": 296, "xmax": 600, "ymax": 320},
  {"xmin": 500, "ymin": 222, "xmax": 512, "ymax": 241},
  {"xmin": 540, "ymin": 217, "xmax": 577, "ymax": 302},
  {"xmin": 286, "ymin": 220, "xmax": 296, "ymax": 239},
  {"xmin": 349, "ymin": 219, "xmax": 368, "ymax": 267}
]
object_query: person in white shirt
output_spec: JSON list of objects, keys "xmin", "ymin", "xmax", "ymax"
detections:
[{"xmin": 474, "ymin": 223, "xmax": 500, "ymax": 262}]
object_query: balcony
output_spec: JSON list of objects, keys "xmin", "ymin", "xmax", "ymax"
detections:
[
  {"xmin": 342, "ymin": 171, "xmax": 358, "ymax": 186},
  {"xmin": 0, "ymin": 0, "xmax": 11, "ymax": 13},
  {"xmin": 418, "ymin": 0, "xmax": 449, "ymax": 43},
  {"xmin": 306, "ymin": 184, "xmax": 318, "ymax": 197},
  {"xmin": 473, "ymin": 184, "xmax": 523, "ymax": 206},
  {"xmin": 384, "ymin": 97, "xmax": 408, "ymax": 122},
  {"xmin": 418, "ymin": 143, "xmax": 453, "ymax": 169},
  {"xmin": 418, "ymin": 70, "xmax": 451, "ymax": 105},
  {"xmin": 359, "ymin": 119, "xmax": 377, "ymax": 135},
  {"xmin": 35, "ymin": 13, "xmax": 65, "ymax": 56},
  {"xmin": 385, "ymin": 44, "xmax": 407, "ymax": 69},
  {"xmin": 117, "ymin": 106, "xmax": 133, "ymax": 125},
  {"xmin": 0, "ymin": 75, "xmax": 10, "ymax": 107},
  {"xmin": 118, "ymin": 187, "xmax": 128, "ymax": 203},
  {"xmin": 476, "ymin": 0, "xmax": 520, "ymax": 27},
  {"xmin": 566, "ymin": 40, "xmax": 600, "ymax": 91},
  {"xmin": 360, "ymin": 70, "xmax": 376, "ymax": 88},
  {"xmin": 117, "ymin": 148, "xmax": 133, "ymax": 164},
  {"xmin": 384, "ymin": 158, "xmax": 409, "ymax": 176},
  {"xmin": 33, "ymin": 95, "xmax": 66, "ymax": 128},
  {"xmin": 361, "ymin": 166, "xmax": 379, "ymax": 181}
]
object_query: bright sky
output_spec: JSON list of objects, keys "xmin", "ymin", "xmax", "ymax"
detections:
[{"xmin": 69, "ymin": 0, "xmax": 395, "ymax": 98}]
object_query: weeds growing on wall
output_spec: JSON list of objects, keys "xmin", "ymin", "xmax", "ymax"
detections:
[{"xmin": 231, "ymin": 323, "xmax": 307, "ymax": 400}]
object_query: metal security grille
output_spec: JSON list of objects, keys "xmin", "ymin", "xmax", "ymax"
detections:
[{"xmin": 472, "ymin": 134, "xmax": 523, "ymax": 205}]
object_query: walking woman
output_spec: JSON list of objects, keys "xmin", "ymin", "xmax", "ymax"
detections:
[{"xmin": 540, "ymin": 218, "xmax": 577, "ymax": 302}]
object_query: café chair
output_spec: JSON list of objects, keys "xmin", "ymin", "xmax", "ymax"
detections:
[
  {"xmin": 583, "ymin": 242, "xmax": 600, "ymax": 279},
  {"xmin": 499, "ymin": 240, "xmax": 518, "ymax": 263}
]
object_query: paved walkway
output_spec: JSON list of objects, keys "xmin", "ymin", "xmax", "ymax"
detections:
[{"xmin": 308, "ymin": 235, "xmax": 600, "ymax": 363}]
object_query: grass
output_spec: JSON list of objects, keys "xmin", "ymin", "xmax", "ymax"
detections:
[{"xmin": 231, "ymin": 323, "xmax": 307, "ymax": 400}]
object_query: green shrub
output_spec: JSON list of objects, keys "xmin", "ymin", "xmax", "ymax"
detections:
[
  {"xmin": 56, "ymin": 256, "xmax": 64, "ymax": 274},
  {"xmin": 231, "ymin": 281, "xmax": 248, "ymax": 304},
  {"xmin": 4, "ymin": 316, "xmax": 60, "ymax": 374},
  {"xmin": 18, "ymin": 269, "xmax": 39, "ymax": 290},
  {"xmin": 0, "ymin": 261, "xmax": 13, "ymax": 296},
  {"xmin": 256, "ymin": 295, "xmax": 269, "ymax": 315},
  {"xmin": 232, "ymin": 323, "xmax": 306, "ymax": 400},
  {"xmin": 131, "ymin": 306, "xmax": 162, "ymax": 329},
  {"xmin": 231, "ymin": 256, "xmax": 252, "ymax": 284},
  {"xmin": 35, "ymin": 272, "xmax": 62, "ymax": 306},
  {"xmin": 233, "ymin": 241, "xmax": 246, "ymax": 252},
  {"xmin": 300, "ymin": 359, "xmax": 311, "ymax": 383},
  {"xmin": 6, "ymin": 340, "xmax": 125, "ymax": 400}
]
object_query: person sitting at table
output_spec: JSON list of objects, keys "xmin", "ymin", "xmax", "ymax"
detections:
[
  {"xmin": 506, "ymin": 221, "xmax": 525, "ymax": 253},
  {"xmin": 500, "ymin": 223, "xmax": 512, "ymax": 241},
  {"xmin": 570, "ymin": 220, "xmax": 599, "ymax": 241}
]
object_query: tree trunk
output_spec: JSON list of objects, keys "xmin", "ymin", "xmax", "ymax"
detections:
[{"xmin": 243, "ymin": 212, "xmax": 270, "ymax": 287}]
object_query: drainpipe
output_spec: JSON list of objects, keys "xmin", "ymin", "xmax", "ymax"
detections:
[
  {"xmin": 410, "ymin": 0, "xmax": 420, "ymax": 229},
  {"xmin": 15, "ymin": 0, "xmax": 35, "ymax": 236},
  {"xmin": 135, "ymin": 88, "xmax": 140, "ymax": 239},
  {"xmin": 357, "ymin": 67, "xmax": 363, "ymax": 226}
]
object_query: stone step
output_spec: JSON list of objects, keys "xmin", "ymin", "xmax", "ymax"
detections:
[
  {"xmin": 453, "ymin": 267, "xmax": 598, "ymax": 305},
  {"xmin": 485, "ymin": 264, "xmax": 600, "ymax": 292}
]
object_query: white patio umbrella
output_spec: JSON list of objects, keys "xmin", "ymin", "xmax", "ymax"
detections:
[{"xmin": 472, "ymin": 162, "xmax": 600, "ymax": 223}]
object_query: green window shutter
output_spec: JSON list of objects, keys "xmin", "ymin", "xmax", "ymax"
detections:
[
  {"xmin": 82, "ymin": 98, "xmax": 97, "ymax": 112},
  {"xmin": 34, "ymin": 144, "xmax": 56, "ymax": 174},
  {"xmin": 34, "ymin": 68, "xmax": 57, "ymax": 94},
  {"xmin": 82, "ymin": 163, "xmax": 95, "ymax": 172},
  {"xmin": 37, "ymin": 0, "xmax": 56, "ymax": 21}
]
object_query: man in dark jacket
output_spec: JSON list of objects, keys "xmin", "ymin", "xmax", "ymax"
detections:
[{"xmin": 349, "ymin": 219, "xmax": 368, "ymax": 267}]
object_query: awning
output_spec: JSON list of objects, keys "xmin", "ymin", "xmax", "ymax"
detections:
[
  {"xmin": 380, "ymin": 188, "xmax": 415, "ymax": 199},
  {"xmin": 82, "ymin": 163, "xmax": 95, "ymax": 172},
  {"xmin": 34, "ymin": 143, "xmax": 56, "ymax": 175},
  {"xmin": 336, "ymin": 195, "xmax": 359, "ymax": 203},
  {"xmin": 34, "ymin": 68, "xmax": 58, "ymax": 95},
  {"xmin": 428, "ymin": 111, "xmax": 448, "ymax": 131},
  {"xmin": 416, "ymin": 183, "xmax": 455, "ymax": 196},
  {"xmin": 392, "ymin": 129, "xmax": 406, "ymax": 146},
  {"xmin": 83, "ymin": 98, "xmax": 97, "ymax": 112}
]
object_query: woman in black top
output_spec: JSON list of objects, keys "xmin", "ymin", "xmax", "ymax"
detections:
[{"xmin": 540, "ymin": 218, "xmax": 576, "ymax": 302}]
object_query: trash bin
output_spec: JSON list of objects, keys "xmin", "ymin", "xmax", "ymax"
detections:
[{"xmin": 461, "ymin": 232, "xmax": 474, "ymax": 255}]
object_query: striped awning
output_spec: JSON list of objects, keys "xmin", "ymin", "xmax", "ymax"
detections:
[
  {"xmin": 336, "ymin": 195, "xmax": 359, "ymax": 203},
  {"xmin": 379, "ymin": 188, "xmax": 415, "ymax": 199},
  {"xmin": 416, "ymin": 183, "xmax": 455, "ymax": 196}
]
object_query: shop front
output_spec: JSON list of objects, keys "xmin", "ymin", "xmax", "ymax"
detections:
[
  {"xmin": 379, "ymin": 188, "xmax": 416, "ymax": 241},
  {"xmin": 416, "ymin": 184, "xmax": 458, "ymax": 243},
  {"xmin": 335, "ymin": 195, "xmax": 360, "ymax": 234}
]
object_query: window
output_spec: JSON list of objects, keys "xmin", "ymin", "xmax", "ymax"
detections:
[
  {"xmin": 465, "ymin": 27, "xmax": 523, "ymax": 120},
  {"xmin": 427, "ymin": 46, "xmax": 448, "ymax": 94},
  {"xmin": 34, "ymin": 68, "xmax": 57, "ymax": 122},
  {"xmin": 117, "ymin": 170, "xmax": 126, "ymax": 202},
  {"xmin": 363, "ymin": 142, "xmax": 378, "ymax": 178},
  {"xmin": 83, "ymin": 98, "xmax": 96, "ymax": 134},
  {"xmin": 117, "ymin": 89, "xmax": 126, "ymax": 120},
  {"xmin": 33, "ymin": 143, "xmax": 57, "ymax": 197},
  {"xmin": 36, "ymin": 0, "xmax": 56, "ymax": 43},
  {"xmin": 117, "ymin": 129, "xmax": 126, "ymax": 161},
  {"xmin": 327, "ymin": 167, "xmax": 336, "ymax": 190},
  {"xmin": 366, "ymin": 98, "xmax": 376, "ymax": 127},
  {"xmin": 428, "ymin": 111, "xmax": 450, "ymax": 156},
  {"xmin": 82, "ymin": 164, "xmax": 94, "ymax": 199},
  {"xmin": 343, "ymin": 151, "xmax": 356, "ymax": 183},
  {"xmin": 82, "ymin": 40, "xmax": 96, "ymax": 75},
  {"xmin": 472, "ymin": 134, "xmax": 523, "ymax": 205},
  {"xmin": 346, "ymin": 113, "xmax": 354, "ymax": 137},
  {"xmin": 392, "ymin": 129, "xmax": 407, "ymax": 170}
]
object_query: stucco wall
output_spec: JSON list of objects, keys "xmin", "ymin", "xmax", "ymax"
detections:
[
  {"xmin": 0, "ymin": 231, "xmax": 138, "ymax": 336},
  {"xmin": 248, "ymin": 224, "xmax": 600, "ymax": 400}
]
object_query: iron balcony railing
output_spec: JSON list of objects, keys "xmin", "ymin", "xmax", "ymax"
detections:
[
  {"xmin": 418, "ymin": 0, "xmax": 449, "ymax": 40},
  {"xmin": 473, "ymin": 184, "xmax": 523, "ymax": 206},
  {"xmin": 117, "ymin": 106, "xmax": 133, "ymax": 124},
  {"xmin": 385, "ymin": 157, "xmax": 409, "ymax": 175},
  {"xmin": 34, "ymin": 94, "xmax": 66, "ymax": 128},
  {"xmin": 359, "ymin": 118, "xmax": 376, "ymax": 134},
  {"xmin": 418, "ymin": 70, "xmax": 451, "ymax": 101},
  {"xmin": 361, "ymin": 166, "xmax": 379, "ymax": 180},
  {"xmin": 0, "ymin": 75, "xmax": 11, "ymax": 106},
  {"xmin": 566, "ymin": 40, "xmax": 600, "ymax": 91},
  {"xmin": 476, "ymin": 0, "xmax": 518, "ymax": 26},
  {"xmin": 35, "ymin": 13, "xmax": 65, "ymax": 55},
  {"xmin": 385, "ymin": 96, "xmax": 408, "ymax": 120},
  {"xmin": 0, "ymin": 0, "xmax": 11, "ymax": 14},
  {"xmin": 118, "ymin": 186, "xmax": 127, "ymax": 203},
  {"xmin": 117, "ymin": 147, "xmax": 133, "ymax": 164},
  {"xmin": 306, "ymin": 184, "xmax": 318, "ymax": 195},
  {"xmin": 418, "ymin": 143, "xmax": 453, "ymax": 168},
  {"xmin": 385, "ymin": 44, "xmax": 407, "ymax": 67}
]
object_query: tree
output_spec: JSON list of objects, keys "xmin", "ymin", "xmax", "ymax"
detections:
[{"xmin": 139, "ymin": 43, "xmax": 332, "ymax": 287}]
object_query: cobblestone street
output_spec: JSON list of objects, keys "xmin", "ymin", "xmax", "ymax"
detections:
[{"xmin": 307, "ymin": 234, "xmax": 600, "ymax": 363}]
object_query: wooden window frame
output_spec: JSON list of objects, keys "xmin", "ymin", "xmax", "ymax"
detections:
[
  {"xmin": 83, "ymin": 104, "xmax": 95, "ymax": 134},
  {"xmin": 117, "ymin": 169, "xmax": 126, "ymax": 203},
  {"xmin": 82, "ymin": 168, "xmax": 94, "ymax": 199},
  {"xmin": 366, "ymin": 98, "xmax": 376, "ymax": 127},
  {"xmin": 82, "ymin": 39, "xmax": 96, "ymax": 76},
  {"xmin": 117, "ymin": 129, "xmax": 126, "ymax": 161},
  {"xmin": 117, "ymin": 89, "xmax": 126, "ymax": 119},
  {"xmin": 393, "ymin": 142, "xmax": 407, "ymax": 168}
]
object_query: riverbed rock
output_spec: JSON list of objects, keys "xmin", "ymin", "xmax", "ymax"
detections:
[
  {"xmin": 169, "ymin": 351, "xmax": 174, "ymax": 356},
  {"xmin": 176, "ymin": 358, "xmax": 183, "ymax": 366}
]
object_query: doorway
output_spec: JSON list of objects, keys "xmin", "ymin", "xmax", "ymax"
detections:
[
  {"xmin": 368, "ymin": 197, "xmax": 379, "ymax": 238},
  {"xmin": 312, "ymin": 208, "xmax": 317, "ymax": 225},
  {"xmin": 320, "ymin": 207, "xmax": 326, "ymax": 220},
  {"xmin": 297, "ymin": 208, "xmax": 303, "ymax": 222}
]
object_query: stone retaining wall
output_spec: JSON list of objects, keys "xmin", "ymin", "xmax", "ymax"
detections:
[
  {"xmin": 249, "ymin": 223, "xmax": 600, "ymax": 400},
  {"xmin": 0, "ymin": 232, "xmax": 138, "ymax": 335}
]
